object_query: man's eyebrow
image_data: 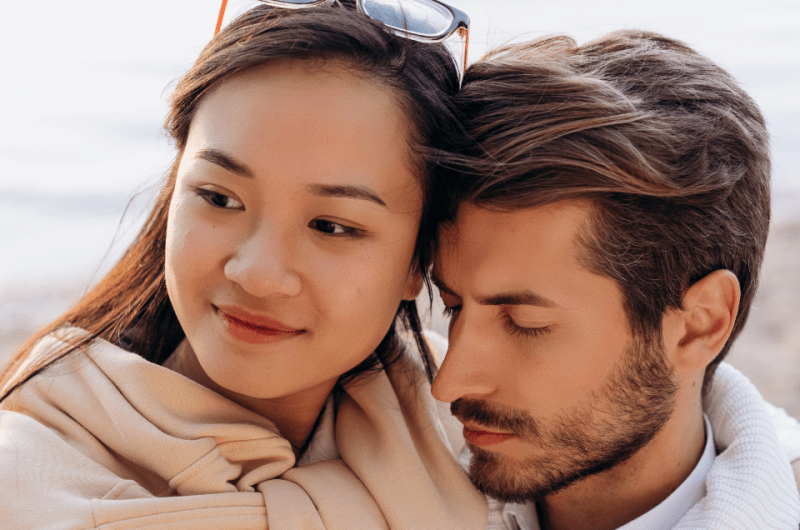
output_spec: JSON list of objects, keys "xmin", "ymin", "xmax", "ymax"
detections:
[
  {"xmin": 478, "ymin": 290, "xmax": 558, "ymax": 308},
  {"xmin": 196, "ymin": 149, "xmax": 254, "ymax": 178},
  {"xmin": 432, "ymin": 271, "xmax": 558, "ymax": 309},
  {"xmin": 307, "ymin": 183, "xmax": 386, "ymax": 207},
  {"xmin": 432, "ymin": 272, "xmax": 557, "ymax": 308}
]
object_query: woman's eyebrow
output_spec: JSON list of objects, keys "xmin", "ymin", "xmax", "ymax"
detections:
[
  {"xmin": 196, "ymin": 148, "xmax": 254, "ymax": 178},
  {"xmin": 193, "ymin": 151, "xmax": 387, "ymax": 209},
  {"xmin": 307, "ymin": 183, "xmax": 387, "ymax": 207}
]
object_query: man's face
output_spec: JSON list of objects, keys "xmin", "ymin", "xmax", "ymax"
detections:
[{"xmin": 431, "ymin": 200, "xmax": 676, "ymax": 503}]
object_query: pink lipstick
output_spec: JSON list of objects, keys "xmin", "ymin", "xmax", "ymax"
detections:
[{"xmin": 216, "ymin": 305, "xmax": 303, "ymax": 344}]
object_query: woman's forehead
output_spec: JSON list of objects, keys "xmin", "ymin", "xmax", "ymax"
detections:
[{"xmin": 180, "ymin": 60, "xmax": 422, "ymax": 209}]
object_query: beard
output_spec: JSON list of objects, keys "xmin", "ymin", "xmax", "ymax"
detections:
[{"xmin": 451, "ymin": 333, "xmax": 678, "ymax": 504}]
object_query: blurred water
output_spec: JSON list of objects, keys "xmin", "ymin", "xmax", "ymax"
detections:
[{"xmin": 1, "ymin": 0, "xmax": 798, "ymax": 293}]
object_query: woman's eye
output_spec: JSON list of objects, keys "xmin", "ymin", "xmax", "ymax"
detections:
[
  {"xmin": 310, "ymin": 219, "xmax": 359, "ymax": 236},
  {"xmin": 196, "ymin": 188, "xmax": 244, "ymax": 210}
]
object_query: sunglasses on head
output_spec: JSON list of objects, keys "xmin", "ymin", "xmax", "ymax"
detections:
[{"xmin": 213, "ymin": 0, "xmax": 469, "ymax": 80}]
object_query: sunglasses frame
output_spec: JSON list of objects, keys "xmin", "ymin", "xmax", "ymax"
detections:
[{"xmin": 213, "ymin": 0, "xmax": 469, "ymax": 78}]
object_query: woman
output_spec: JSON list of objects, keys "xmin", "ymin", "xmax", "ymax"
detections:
[{"xmin": 0, "ymin": 2, "xmax": 487, "ymax": 528}]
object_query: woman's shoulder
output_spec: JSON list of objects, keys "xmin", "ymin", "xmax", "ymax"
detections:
[
  {"xmin": 0, "ymin": 327, "xmax": 154, "ymax": 437},
  {"xmin": 0, "ymin": 403, "xmax": 271, "ymax": 529},
  {"xmin": 0, "ymin": 329, "xmax": 296, "ymax": 528},
  {"xmin": 2, "ymin": 327, "xmax": 143, "ymax": 396}
]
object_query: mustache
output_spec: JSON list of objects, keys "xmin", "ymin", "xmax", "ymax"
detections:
[{"xmin": 450, "ymin": 398, "xmax": 540, "ymax": 438}]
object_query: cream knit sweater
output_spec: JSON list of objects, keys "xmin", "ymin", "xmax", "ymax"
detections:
[{"xmin": 0, "ymin": 329, "xmax": 487, "ymax": 530}]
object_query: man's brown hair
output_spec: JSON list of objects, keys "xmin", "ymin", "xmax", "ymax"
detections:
[{"xmin": 442, "ymin": 30, "xmax": 770, "ymax": 389}]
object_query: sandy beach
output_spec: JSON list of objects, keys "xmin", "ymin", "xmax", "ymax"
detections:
[{"xmin": 725, "ymin": 217, "xmax": 800, "ymax": 418}]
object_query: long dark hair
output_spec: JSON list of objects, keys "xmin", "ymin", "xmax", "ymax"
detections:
[{"xmin": 1, "ymin": 3, "xmax": 464, "ymax": 398}]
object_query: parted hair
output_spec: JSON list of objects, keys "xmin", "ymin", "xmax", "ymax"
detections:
[
  {"xmin": 1, "ymin": 3, "xmax": 465, "ymax": 398},
  {"xmin": 442, "ymin": 30, "xmax": 771, "ymax": 390}
]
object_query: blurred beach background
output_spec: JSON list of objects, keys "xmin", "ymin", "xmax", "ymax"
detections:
[{"xmin": 1, "ymin": 0, "xmax": 798, "ymax": 414}]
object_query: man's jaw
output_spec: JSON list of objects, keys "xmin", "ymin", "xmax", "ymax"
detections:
[{"xmin": 451, "ymin": 388, "xmax": 673, "ymax": 506}]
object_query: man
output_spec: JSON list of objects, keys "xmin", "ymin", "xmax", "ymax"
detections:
[{"xmin": 430, "ymin": 30, "xmax": 800, "ymax": 529}]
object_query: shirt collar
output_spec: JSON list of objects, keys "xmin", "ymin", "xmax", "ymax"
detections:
[
  {"xmin": 617, "ymin": 414, "xmax": 715, "ymax": 530},
  {"xmin": 501, "ymin": 415, "xmax": 716, "ymax": 530},
  {"xmin": 500, "ymin": 499, "xmax": 539, "ymax": 530}
]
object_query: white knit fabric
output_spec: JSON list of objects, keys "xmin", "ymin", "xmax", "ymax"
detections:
[
  {"xmin": 677, "ymin": 363, "xmax": 800, "ymax": 529},
  {"xmin": 480, "ymin": 362, "xmax": 800, "ymax": 529}
]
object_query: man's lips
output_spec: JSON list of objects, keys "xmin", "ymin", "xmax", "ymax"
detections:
[{"xmin": 462, "ymin": 424, "xmax": 515, "ymax": 447}]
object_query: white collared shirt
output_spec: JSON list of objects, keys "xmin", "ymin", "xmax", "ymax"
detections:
[{"xmin": 495, "ymin": 415, "xmax": 716, "ymax": 530}]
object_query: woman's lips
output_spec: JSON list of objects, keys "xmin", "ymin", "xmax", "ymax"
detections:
[
  {"xmin": 463, "ymin": 425, "xmax": 515, "ymax": 447},
  {"xmin": 215, "ymin": 305, "xmax": 303, "ymax": 344}
]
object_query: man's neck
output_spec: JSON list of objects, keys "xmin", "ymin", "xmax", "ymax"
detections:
[{"xmin": 538, "ymin": 405, "xmax": 706, "ymax": 530}]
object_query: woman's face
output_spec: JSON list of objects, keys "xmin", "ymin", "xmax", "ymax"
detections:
[{"xmin": 165, "ymin": 60, "xmax": 423, "ymax": 402}]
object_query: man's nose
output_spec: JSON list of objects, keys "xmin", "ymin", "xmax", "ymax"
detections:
[
  {"xmin": 431, "ymin": 307, "xmax": 498, "ymax": 403},
  {"xmin": 224, "ymin": 224, "xmax": 302, "ymax": 298}
]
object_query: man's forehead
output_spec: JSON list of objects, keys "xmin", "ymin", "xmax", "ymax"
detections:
[
  {"xmin": 439, "ymin": 200, "xmax": 591, "ymax": 247},
  {"xmin": 434, "ymin": 200, "xmax": 594, "ymax": 292}
]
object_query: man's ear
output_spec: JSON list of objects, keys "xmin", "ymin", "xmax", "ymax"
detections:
[
  {"xmin": 402, "ymin": 268, "xmax": 424, "ymax": 301},
  {"xmin": 667, "ymin": 270, "xmax": 741, "ymax": 372}
]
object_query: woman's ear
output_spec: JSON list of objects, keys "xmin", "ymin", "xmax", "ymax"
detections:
[
  {"xmin": 402, "ymin": 268, "xmax": 425, "ymax": 301},
  {"xmin": 667, "ymin": 270, "xmax": 741, "ymax": 372}
]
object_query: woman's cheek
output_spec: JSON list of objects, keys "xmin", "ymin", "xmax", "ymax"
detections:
[
  {"xmin": 166, "ymin": 200, "xmax": 227, "ymax": 296},
  {"xmin": 165, "ymin": 199, "xmax": 192, "ymax": 297}
]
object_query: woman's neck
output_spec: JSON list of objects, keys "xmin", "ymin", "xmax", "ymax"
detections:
[{"xmin": 164, "ymin": 340, "xmax": 333, "ymax": 456}]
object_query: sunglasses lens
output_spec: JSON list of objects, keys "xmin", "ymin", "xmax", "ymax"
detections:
[
  {"xmin": 270, "ymin": 0, "xmax": 328, "ymax": 4},
  {"xmin": 361, "ymin": 0, "xmax": 454, "ymax": 38}
]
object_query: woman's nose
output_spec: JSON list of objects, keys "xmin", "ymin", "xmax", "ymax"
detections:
[{"xmin": 224, "ymin": 225, "xmax": 302, "ymax": 298}]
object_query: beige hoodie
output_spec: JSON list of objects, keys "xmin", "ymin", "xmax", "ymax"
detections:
[{"xmin": 0, "ymin": 329, "xmax": 487, "ymax": 530}]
